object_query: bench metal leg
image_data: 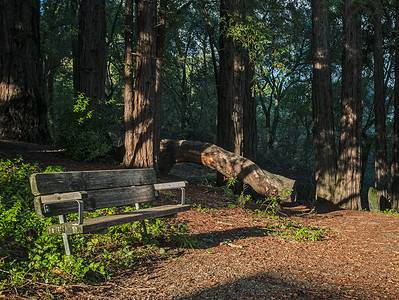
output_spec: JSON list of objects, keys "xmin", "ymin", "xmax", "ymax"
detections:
[
  {"xmin": 135, "ymin": 203, "xmax": 147, "ymax": 236},
  {"xmin": 58, "ymin": 215, "xmax": 72, "ymax": 255}
]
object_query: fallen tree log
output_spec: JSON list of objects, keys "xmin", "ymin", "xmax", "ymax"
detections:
[{"xmin": 159, "ymin": 139, "xmax": 296, "ymax": 200}]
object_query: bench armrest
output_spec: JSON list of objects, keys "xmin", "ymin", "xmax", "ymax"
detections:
[
  {"xmin": 154, "ymin": 181, "xmax": 188, "ymax": 205},
  {"xmin": 41, "ymin": 191, "xmax": 87, "ymax": 225}
]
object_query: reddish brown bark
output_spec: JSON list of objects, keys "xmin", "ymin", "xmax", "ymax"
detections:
[
  {"xmin": 311, "ymin": 0, "xmax": 337, "ymax": 204},
  {"xmin": 159, "ymin": 139, "xmax": 295, "ymax": 199},
  {"xmin": 123, "ymin": 0, "xmax": 134, "ymax": 166},
  {"xmin": 124, "ymin": 0, "xmax": 158, "ymax": 168},
  {"xmin": 0, "ymin": 0, "xmax": 47, "ymax": 142},
  {"xmin": 336, "ymin": 0, "xmax": 362, "ymax": 210}
]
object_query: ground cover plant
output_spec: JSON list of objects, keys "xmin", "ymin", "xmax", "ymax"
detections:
[{"xmin": 0, "ymin": 159, "xmax": 191, "ymax": 294}]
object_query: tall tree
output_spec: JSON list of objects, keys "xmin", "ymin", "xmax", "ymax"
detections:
[
  {"xmin": 217, "ymin": 0, "xmax": 255, "ymax": 161},
  {"xmin": 336, "ymin": 0, "xmax": 362, "ymax": 210},
  {"xmin": 124, "ymin": 0, "xmax": 158, "ymax": 168},
  {"xmin": 311, "ymin": 0, "xmax": 337, "ymax": 205},
  {"xmin": 154, "ymin": 0, "xmax": 167, "ymax": 161},
  {"xmin": 0, "ymin": 0, "xmax": 47, "ymax": 141},
  {"xmin": 123, "ymin": 0, "xmax": 134, "ymax": 165},
  {"xmin": 392, "ymin": 0, "xmax": 399, "ymax": 211},
  {"xmin": 372, "ymin": 0, "xmax": 388, "ymax": 202},
  {"xmin": 75, "ymin": 0, "xmax": 106, "ymax": 102}
]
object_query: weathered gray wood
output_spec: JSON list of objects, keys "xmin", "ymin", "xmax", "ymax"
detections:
[
  {"xmin": 30, "ymin": 168, "xmax": 157, "ymax": 196},
  {"xmin": 154, "ymin": 181, "xmax": 187, "ymax": 191},
  {"xmin": 35, "ymin": 185, "xmax": 156, "ymax": 217},
  {"xmin": 41, "ymin": 191, "xmax": 87, "ymax": 203},
  {"xmin": 48, "ymin": 204, "xmax": 191, "ymax": 235}
]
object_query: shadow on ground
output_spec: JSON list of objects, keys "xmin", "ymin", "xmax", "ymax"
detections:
[
  {"xmin": 181, "ymin": 226, "xmax": 268, "ymax": 249},
  {"xmin": 176, "ymin": 272, "xmax": 364, "ymax": 299}
]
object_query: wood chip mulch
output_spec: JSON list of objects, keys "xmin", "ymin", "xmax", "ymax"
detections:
[{"xmin": 12, "ymin": 184, "xmax": 397, "ymax": 300}]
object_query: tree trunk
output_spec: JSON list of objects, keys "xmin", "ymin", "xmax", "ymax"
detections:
[
  {"xmin": 244, "ymin": 66, "xmax": 257, "ymax": 162},
  {"xmin": 336, "ymin": 0, "xmax": 362, "ymax": 210},
  {"xmin": 0, "ymin": 0, "xmax": 47, "ymax": 142},
  {"xmin": 217, "ymin": 0, "xmax": 256, "ymax": 183},
  {"xmin": 124, "ymin": 0, "xmax": 158, "ymax": 168},
  {"xmin": 123, "ymin": 0, "xmax": 134, "ymax": 166},
  {"xmin": 372, "ymin": 0, "xmax": 389, "ymax": 203},
  {"xmin": 154, "ymin": 0, "xmax": 167, "ymax": 167},
  {"xmin": 392, "ymin": 0, "xmax": 399, "ymax": 211},
  {"xmin": 311, "ymin": 0, "xmax": 337, "ymax": 205},
  {"xmin": 159, "ymin": 139, "xmax": 295, "ymax": 199},
  {"xmin": 75, "ymin": 0, "xmax": 106, "ymax": 103}
]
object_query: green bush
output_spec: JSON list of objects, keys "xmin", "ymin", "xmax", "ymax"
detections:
[
  {"xmin": 0, "ymin": 159, "xmax": 190, "ymax": 293},
  {"xmin": 56, "ymin": 93, "xmax": 119, "ymax": 161}
]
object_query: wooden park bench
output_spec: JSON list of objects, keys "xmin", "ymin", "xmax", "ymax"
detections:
[{"xmin": 29, "ymin": 168, "xmax": 190, "ymax": 255}]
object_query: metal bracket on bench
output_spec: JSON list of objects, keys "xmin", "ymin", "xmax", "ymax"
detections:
[
  {"xmin": 76, "ymin": 200, "xmax": 84, "ymax": 225},
  {"xmin": 44, "ymin": 199, "xmax": 84, "ymax": 225},
  {"xmin": 180, "ymin": 188, "xmax": 186, "ymax": 205}
]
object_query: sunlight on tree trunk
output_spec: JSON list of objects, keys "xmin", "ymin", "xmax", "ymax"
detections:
[
  {"xmin": 124, "ymin": 0, "xmax": 158, "ymax": 169},
  {"xmin": 311, "ymin": 0, "xmax": 337, "ymax": 206},
  {"xmin": 336, "ymin": 0, "xmax": 362, "ymax": 210},
  {"xmin": 0, "ymin": 0, "xmax": 47, "ymax": 142}
]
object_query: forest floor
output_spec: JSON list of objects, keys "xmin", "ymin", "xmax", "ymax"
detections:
[{"xmin": 1, "ymin": 140, "xmax": 399, "ymax": 300}]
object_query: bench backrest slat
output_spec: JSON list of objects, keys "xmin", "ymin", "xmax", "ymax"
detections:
[
  {"xmin": 30, "ymin": 169, "xmax": 157, "ymax": 217},
  {"xmin": 30, "ymin": 169, "xmax": 157, "ymax": 196},
  {"xmin": 35, "ymin": 185, "xmax": 156, "ymax": 217}
]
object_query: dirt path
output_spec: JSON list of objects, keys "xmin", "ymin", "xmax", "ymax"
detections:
[{"xmin": 2, "ymin": 140, "xmax": 399, "ymax": 299}]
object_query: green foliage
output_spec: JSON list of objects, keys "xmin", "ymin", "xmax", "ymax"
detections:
[
  {"xmin": 57, "ymin": 93, "xmax": 117, "ymax": 161},
  {"xmin": 237, "ymin": 192, "xmax": 252, "ymax": 208},
  {"xmin": 256, "ymin": 195, "xmax": 280, "ymax": 216},
  {"xmin": 382, "ymin": 209, "xmax": 399, "ymax": 217},
  {"xmin": 0, "ymin": 159, "xmax": 191, "ymax": 293},
  {"xmin": 264, "ymin": 221, "xmax": 325, "ymax": 242}
]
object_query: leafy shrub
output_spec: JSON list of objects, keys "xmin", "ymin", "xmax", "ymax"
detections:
[
  {"xmin": 56, "ymin": 93, "xmax": 120, "ymax": 161},
  {"xmin": 0, "ymin": 159, "xmax": 190, "ymax": 294}
]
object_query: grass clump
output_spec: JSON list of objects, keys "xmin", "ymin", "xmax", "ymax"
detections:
[
  {"xmin": 382, "ymin": 209, "xmax": 399, "ymax": 217},
  {"xmin": 264, "ymin": 221, "xmax": 325, "ymax": 241},
  {"xmin": 0, "ymin": 158, "xmax": 191, "ymax": 294}
]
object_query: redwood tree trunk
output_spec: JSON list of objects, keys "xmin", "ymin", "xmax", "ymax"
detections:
[
  {"xmin": 218, "ymin": 0, "xmax": 255, "ymax": 157},
  {"xmin": 124, "ymin": 0, "xmax": 158, "ymax": 168},
  {"xmin": 0, "ymin": 0, "xmax": 47, "ymax": 142},
  {"xmin": 392, "ymin": 0, "xmax": 399, "ymax": 211},
  {"xmin": 373, "ymin": 0, "xmax": 388, "ymax": 201},
  {"xmin": 311, "ymin": 0, "xmax": 337, "ymax": 204},
  {"xmin": 75, "ymin": 0, "xmax": 106, "ymax": 102},
  {"xmin": 154, "ymin": 0, "xmax": 167, "ymax": 159},
  {"xmin": 123, "ymin": 0, "xmax": 134, "ymax": 166},
  {"xmin": 217, "ymin": 0, "xmax": 256, "ymax": 183},
  {"xmin": 336, "ymin": 0, "xmax": 362, "ymax": 210}
]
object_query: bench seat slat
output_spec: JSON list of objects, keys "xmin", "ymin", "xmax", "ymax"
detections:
[
  {"xmin": 154, "ymin": 181, "xmax": 187, "ymax": 191},
  {"xmin": 35, "ymin": 185, "xmax": 156, "ymax": 217},
  {"xmin": 48, "ymin": 204, "xmax": 191, "ymax": 235},
  {"xmin": 30, "ymin": 169, "xmax": 157, "ymax": 196}
]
